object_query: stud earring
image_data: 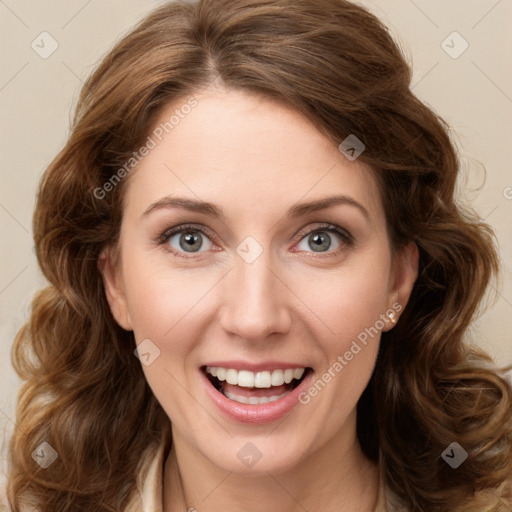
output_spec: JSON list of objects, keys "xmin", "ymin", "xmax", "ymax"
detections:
[{"xmin": 389, "ymin": 311, "xmax": 397, "ymax": 325}]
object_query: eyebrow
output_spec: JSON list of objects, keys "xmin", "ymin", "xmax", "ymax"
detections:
[
  {"xmin": 141, "ymin": 194, "xmax": 370, "ymax": 222},
  {"xmin": 142, "ymin": 196, "xmax": 225, "ymax": 220}
]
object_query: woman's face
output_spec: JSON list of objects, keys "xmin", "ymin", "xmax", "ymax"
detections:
[{"xmin": 100, "ymin": 87, "xmax": 418, "ymax": 474}]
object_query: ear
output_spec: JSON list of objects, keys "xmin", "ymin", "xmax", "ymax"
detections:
[
  {"xmin": 98, "ymin": 247, "xmax": 133, "ymax": 331},
  {"xmin": 383, "ymin": 241, "xmax": 419, "ymax": 331}
]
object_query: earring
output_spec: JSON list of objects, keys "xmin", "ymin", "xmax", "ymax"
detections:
[{"xmin": 388, "ymin": 311, "xmax": 397, "ymax": 325}]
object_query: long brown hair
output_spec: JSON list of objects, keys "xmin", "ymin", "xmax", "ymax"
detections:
[{"xmin": 7, "ymin": 0, "xmax": 512, "ymax": 510}]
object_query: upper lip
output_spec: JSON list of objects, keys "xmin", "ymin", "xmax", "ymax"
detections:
[{"xmin": 201, "ymin": 361, "xmax": 310, "ymax": 372}]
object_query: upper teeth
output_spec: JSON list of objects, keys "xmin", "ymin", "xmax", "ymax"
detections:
[{"xmin": 206, "ymin": 367, "xmax": 305, "ymax": 388}]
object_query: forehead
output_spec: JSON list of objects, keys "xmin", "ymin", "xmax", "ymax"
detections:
[{"xmin": 122, "ymin": 88, "xmax": 384, "ymax": 226}]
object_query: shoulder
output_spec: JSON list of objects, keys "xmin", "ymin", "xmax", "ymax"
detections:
[
  {"xmin": 377, "ymin": 470, "xmax": 512, "ymax": 511},
  {"xmin": 376, "ymin": 463, "xmax": 409, "ymax": 512},
  {"xmin": 124, "ymin": 439, "xmax": 167, "ymax": 512}
]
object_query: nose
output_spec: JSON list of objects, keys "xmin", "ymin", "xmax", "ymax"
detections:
[{"xmin": 218, "ymin": 251, "xmax": 292, "ymax": 342}]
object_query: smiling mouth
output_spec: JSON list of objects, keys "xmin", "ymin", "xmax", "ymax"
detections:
[{"xmin": 203, "ymin": 366, "xmax": 311, "ymax": 404}]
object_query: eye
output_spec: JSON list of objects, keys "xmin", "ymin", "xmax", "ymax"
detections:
[
  {"xmin": 295, "ymin": 224, "xmax": 353, "ymax": 254},
  {"xmin": 159, "ymin": 224, "xmax": 215, "ymax": 255}
]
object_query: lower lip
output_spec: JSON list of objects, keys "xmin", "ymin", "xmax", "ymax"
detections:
[{"xmin": 201, "ymin": 369, "xmax": 313, "ymax": 424}]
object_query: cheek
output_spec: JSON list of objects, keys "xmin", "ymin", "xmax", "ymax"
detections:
[
  {"xmin": 291, "ymin": 253, "xmax": 391, "ymax": 350},
  {"xmin": 121, "ymin": 247, "xmax": 220, "ymax": 342},
  {"xmin": 120, "ymin": 249, "xmax": 215, "ymax": 423},
  {"xmin": 294, "ymin": 267, "xmax": 387, "ymax": 432},
  {"xmin": 289, "ymin": 249, "xmax": 390, "ymax": 413}
]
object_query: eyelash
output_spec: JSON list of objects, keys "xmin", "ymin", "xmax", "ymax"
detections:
[{"xmin": 157, "ymin": 223, "xmax": 354, "ymax": 259}]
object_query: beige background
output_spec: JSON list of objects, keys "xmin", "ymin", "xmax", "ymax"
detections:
[{"xmin": 1, "ymin": 0, "xmax": 511, "ymax": 500}]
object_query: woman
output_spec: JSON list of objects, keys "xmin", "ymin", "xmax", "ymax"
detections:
[{"xmin": 6, "ymin": 0, "xmax": 512, "ymax": 510}]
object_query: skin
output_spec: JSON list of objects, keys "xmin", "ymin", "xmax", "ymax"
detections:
[{"xmin": 99, "ymin": 85, "xmax": 418, "ymax": 512}]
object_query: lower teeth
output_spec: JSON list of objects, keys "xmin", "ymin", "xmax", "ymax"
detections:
[{"xmin": 223, "ymin": 389, "xmax": 290, "ymax": 404}]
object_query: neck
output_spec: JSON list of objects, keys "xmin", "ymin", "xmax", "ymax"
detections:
[{"xmin": 163, "ymin": 420, "xmax": 380, "ymax": 512}]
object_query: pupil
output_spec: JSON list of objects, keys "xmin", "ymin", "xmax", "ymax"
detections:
[
  {"xmin": 309, "ymin": 232, "xmax": 331, "ymax": 252},
  {"xmin": 180, "ymin": 232, "xmax": 202, "ymax": 252}
]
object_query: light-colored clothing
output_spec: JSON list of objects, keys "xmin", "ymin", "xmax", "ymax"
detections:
[
  {"xmin": 125, "ymin": 441, "xmax": 165, "ymax": 512},
  {"xmin": 124, "ymin": 441, "xmax": 404, "ymax": 512}
]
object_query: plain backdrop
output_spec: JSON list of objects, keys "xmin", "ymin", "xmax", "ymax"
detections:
[{"xmin": 1, "ymin": 0, "xmax": 511, "ymax": 500}]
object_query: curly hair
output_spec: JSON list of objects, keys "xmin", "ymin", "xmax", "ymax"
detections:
[{"xmin": 6, "ymin": 0, "xmax": 512, "ymax": 510}]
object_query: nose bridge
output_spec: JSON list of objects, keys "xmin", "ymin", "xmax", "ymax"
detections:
[{"xmin": 219, "ymin": 247, "xmax": 291, "ymax": 340}]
